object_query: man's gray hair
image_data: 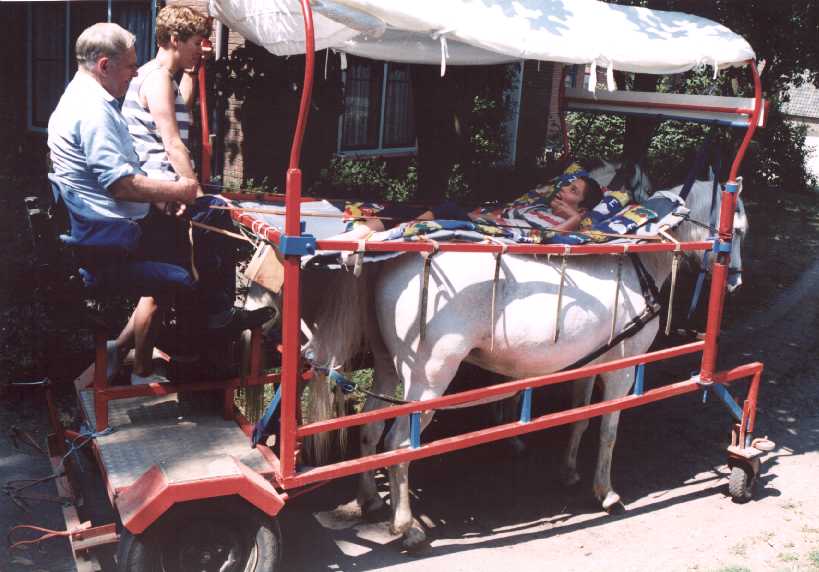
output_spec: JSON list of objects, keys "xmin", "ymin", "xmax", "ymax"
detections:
[{"xmin": 75, "ymin": 23, "xmax": 136, "ymax": 70}]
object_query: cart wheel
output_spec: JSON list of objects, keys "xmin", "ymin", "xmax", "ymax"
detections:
[
  {"xmin": 116, "ymin": 497, "xmax": 282, "ymax": 572},
  {"xmin": 728, "ymin": 464, "xmax": 755, "ymax": 503}
]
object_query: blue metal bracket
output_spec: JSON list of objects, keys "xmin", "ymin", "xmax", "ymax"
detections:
[
  {"xmin": 410, "ymin": 412, "xmax": 421, "ymax": 449},
  {"xmin": 725, "ymin": 182, "xmax": 739, "ymax": 194},
  {"xmin": 520, "ymin": 388, "xmax": 533, "ymax": 423},
  {"xmin": 279, "ymin": 233, "xmax": 316, "ymax": 256},
  {"xmin": 708, "ymin": 383, "xmax": 743, "ymax": 422},
  {"xmin": 633, "ymin": 364, "xmax": 645, "ymax": 396},
  {"xmin": 712, "ymin": 238, "xmax": 732, "ymax": 254}
]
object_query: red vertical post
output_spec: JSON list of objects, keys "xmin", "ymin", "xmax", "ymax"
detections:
[
  {"xmin": 280, "ymin": 0, "xmax": 316, "ymax": 479},
  {"xmin": 700, "ymin": 61, "xmax": 762, "ymax": 381},
  {"xmin": 198, "ymin": 37, "xmax": 213, "ymax": 185}
]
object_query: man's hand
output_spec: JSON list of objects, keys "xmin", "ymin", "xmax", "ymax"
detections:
[{"xmin": 175, "ymin": 176, "xmax": 199, "ymax": 205}]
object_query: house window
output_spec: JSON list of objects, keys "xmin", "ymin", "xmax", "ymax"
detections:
[
  {"xmin": 338, "ymin": 57, "xmax": 416, "ymax": 156},
  {"xmin": 27, "ymin": 1, "xmax": 154, "ymax": 131}
]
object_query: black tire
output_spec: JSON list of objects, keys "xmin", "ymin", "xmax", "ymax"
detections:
[
  {"xmin": 728, "ymin": 464, "xmax": 755, "ymax": 503},
  {"xmin": 116, "ymin": 496, "xmax": 282, "ymax": 572}
]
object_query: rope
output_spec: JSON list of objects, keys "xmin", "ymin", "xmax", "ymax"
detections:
[
  {"xmin": 190, "ymin": 219, "xmax": 254, "ymax": 243},
  {"xmin": 8, "ymin": 523, "xmax": 90, "ymax": 550},
  {"xmin": 187, "ymin": 220, "xmax": 199, "ymax": 282}
]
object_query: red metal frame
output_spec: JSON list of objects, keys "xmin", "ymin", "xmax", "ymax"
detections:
[
  {"xmin": 50, "ymin": 2, "xmax": 766, "ymax": 557},
  {"xmin": 267, "ymin": 0, "xmax": 767, "ymax": 492}
]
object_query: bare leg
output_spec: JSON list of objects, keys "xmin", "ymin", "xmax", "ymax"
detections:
[
  {"xmin": 326, "ymin": 219, "xmax": 385, "ymax": 242},
  {"xmin": 562, "ymin": 376, "xmax": 596, "ymax": 486},
  {"xmin": 130, "ymin": 297, "xmax": 163, "ymax": 377}
]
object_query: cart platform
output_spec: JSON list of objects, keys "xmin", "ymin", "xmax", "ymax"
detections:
[{"xmin": 79, "ymin": 389, "xmax": 273, "ymax": 491}]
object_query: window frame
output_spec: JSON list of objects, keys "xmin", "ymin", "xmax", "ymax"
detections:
[
  {"xmin": 26, "ymin": 0, "xmax": 156, "ymax": 133},
  {"xmin": 336, "ymin": 59, "xmax": 417, "ymax": 158}
]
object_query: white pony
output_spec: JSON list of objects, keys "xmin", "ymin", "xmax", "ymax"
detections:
[{"xmin": 245, "ymin": 163, "xmax": 747, "ymax": 549}]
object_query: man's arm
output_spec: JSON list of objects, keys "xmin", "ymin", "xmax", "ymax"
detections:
[{"xmin": 109, "ymin": 174, "xmax": 198, "ymax": 204}]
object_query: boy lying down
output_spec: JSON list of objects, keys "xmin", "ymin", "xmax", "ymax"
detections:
[{"xmin": 330, "ymin": 170, "xmax": 604, "ymax": 242}]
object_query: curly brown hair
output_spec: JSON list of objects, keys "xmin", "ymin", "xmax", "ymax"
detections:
[{"xmin": 155, "ymin": 5, "xmax": 211, "ymax": 47}]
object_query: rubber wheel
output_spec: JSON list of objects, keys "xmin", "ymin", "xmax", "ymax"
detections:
[
  {"xmin": 728, "ymin": 464, "xmax": 755, "ymax": 503},
  {"xmin": 116, "ymin": 497, "xmax": 282, "ymax": 572}
]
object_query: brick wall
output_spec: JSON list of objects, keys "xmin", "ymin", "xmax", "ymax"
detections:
[{"xmin": 221, "ymin": 28, "xmax": 245, "ymax": 187}]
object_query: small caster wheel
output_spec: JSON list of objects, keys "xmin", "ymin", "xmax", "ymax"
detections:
[{"xmin": 728, "ymin": 464, "xmax": 756, "ymax": 503}]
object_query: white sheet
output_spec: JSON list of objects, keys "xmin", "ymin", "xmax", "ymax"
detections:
[{"xmin": 210, "ymin": 0, "xmax": 755, "ymax": 74}]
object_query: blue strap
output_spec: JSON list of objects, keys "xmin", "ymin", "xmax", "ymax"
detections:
[
  {"xmin": 687, "ymin": 251, "xmax": 709, "ymax": 320},
  {"xmin": 251, "ymin": 385, "xmax": 282, "ymax": 448}
]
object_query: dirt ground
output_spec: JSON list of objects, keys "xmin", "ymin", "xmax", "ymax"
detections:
[{"xmin": 2, "ymin": 188, "xmax": 818, "ymax": 571}]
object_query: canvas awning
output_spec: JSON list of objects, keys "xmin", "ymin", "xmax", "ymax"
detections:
[{"xmin": 209, "ymin": 0, "xmax": 755, "ymax": 75}]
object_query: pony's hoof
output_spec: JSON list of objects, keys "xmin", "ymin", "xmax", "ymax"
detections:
[
  {"xmin": 401, "ymin": 524, "xmax": 428, "ymax": 552},
  {"xmin": 601, "ymin": 491, "xmax": 623, "ymax": 512}
]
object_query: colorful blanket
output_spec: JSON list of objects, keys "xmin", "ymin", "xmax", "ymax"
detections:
[{"xmin": 338, "ymin": 162, "xmax": 659, "ymax": 246}]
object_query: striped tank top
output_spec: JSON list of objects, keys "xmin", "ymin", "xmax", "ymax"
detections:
[{"xmin": 122, "ymin": 60, "xmax": 193, "ymax": 180}]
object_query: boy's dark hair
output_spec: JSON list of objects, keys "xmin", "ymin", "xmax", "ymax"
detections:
[{"xmin": 578, "ymin": 175, "xmax": 603, "ymax": 210}]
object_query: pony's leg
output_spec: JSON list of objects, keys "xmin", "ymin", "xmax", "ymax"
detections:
[
  {"xmin": 493, "ymin": 392, "xmax": 526, "ymax": 456},
  {"xmin": 561, "ymin": 376, "xmax": 596, "ymax": 486},
  {"xmin": 357, "ymin": 352, "xmax": 401, "ymax": 518},
  {"xmin": 383, "ymin": 353, "xmax": 463, "ymax": 548},
  {"xmin": 592, "ymin": 368, "xmax": 635, "ymax": 511}
]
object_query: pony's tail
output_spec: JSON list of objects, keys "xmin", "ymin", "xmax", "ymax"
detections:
[
  {"xmin": 300, "ymin": 266, "xmax": 371, "ymax": 466},
  {"xmin": 302, "ymin": 371, "xmax": 337, "ymax": 465}
]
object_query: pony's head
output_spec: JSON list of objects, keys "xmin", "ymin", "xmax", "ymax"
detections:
[
  {"xmin": 668, "ymin": 180, "xmax": 748, "ymax": 292},
  {"xmin": 587, "ymin": 159, "xmax": 653, "ymax": 203}
]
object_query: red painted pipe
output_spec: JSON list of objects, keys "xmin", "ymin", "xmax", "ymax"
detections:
[
  {"xmin": 298, "ymin": 341, "xmax": 704, "ymax": 437},
  {"xmin": 284, "ymin": 375, "xmax": 710, "ymax": 489},
  {"xmin": 700, "ymin": 61, "xmax": 763, "ymax": 381},
  {"xmin": 198, "ymin": 38, "xmax": 213, "ymax": 185},
  {"xmin": 280, "ymin": 0, "xmax": 316, "ymax": 480}
]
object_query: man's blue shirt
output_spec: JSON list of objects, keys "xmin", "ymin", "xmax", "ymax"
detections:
[{"xmin": 47, "ymin": 72, "xmax": 149, "ymax": 223}]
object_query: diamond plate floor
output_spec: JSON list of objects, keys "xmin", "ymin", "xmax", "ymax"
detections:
[{"xmin": 79, "ymin": 390, "xmax": 272, "ymax": 491}]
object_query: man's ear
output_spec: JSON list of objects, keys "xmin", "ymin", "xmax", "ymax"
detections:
[{"xmin": 97, "ymin": 56, "xmax": 110, "ymax": 75}]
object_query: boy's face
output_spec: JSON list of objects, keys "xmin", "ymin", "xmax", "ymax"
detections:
[
  {"xmin": 176, "ymin": 34, "xmax": 206, "ymax": 69},
  {"xmin": 554, "ymin": 178, "xmax": 588, "ymax": 210}
]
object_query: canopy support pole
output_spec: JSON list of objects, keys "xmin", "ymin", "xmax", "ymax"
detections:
[
  {"xmin": 280, "ymin": 0, "xmax": 315, "ymax": 481},
  {"xmin": 699, "ymin": 60, "xmax": 762, "ymax": 382}
]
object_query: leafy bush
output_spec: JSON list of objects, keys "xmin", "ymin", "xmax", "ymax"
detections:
[{"xmin": 310, "ymin": 157, "xmax": 418, "ymax": 203}]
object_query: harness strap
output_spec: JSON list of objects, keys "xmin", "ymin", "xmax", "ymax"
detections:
[
  {"xmin": 609, "ymin": 254, "xmax": 624, "ymax": 344},
  {"xmin": 687, "ymin": 166, "xmax": 722, "ymax": 318},
  {"xmin": 418, "ymin": 242, "xmax": 439, "ymax": 343},
  {"xmin": 658, "ymin": 228, "xmax": 682, "ymax": 336},
  {"xmin": 490, "ymin": 245, "xmax": 507, "ymax": 352},
  {"xmin": 553, "ymin": 250, "xmax": 569, "ymax": 343}
]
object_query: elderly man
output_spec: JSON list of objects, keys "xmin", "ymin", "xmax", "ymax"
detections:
[{"xmin": 48, "ymin": 23, "xmax": 270, "ymax": 385}]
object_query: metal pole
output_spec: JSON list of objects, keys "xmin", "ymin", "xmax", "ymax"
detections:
[
  {"xmin": 700, "ymin": 61, "xmax": 762, "ymax": 381},
  {"xmin": 280, "ymin": 0, "xmax": 316, "ymax": 479}
]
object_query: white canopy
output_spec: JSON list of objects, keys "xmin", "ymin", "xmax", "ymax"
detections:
[{"xmin": 210, "ymin": 0, "xmax": 755, "ymax": 75}]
